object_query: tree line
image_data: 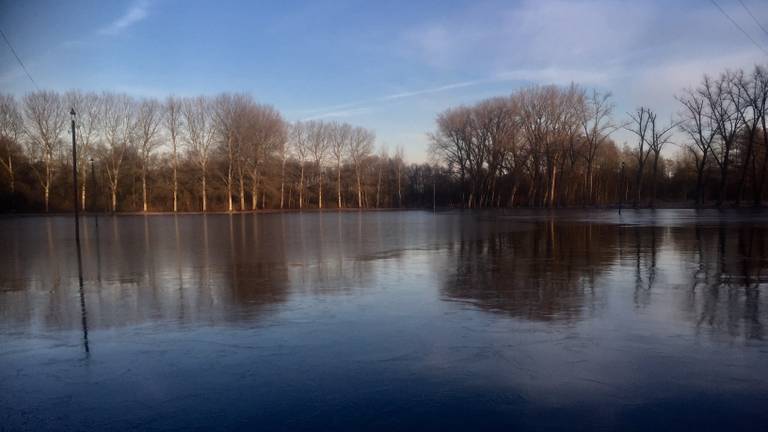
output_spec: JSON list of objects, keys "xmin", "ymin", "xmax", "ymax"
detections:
[
  {"xmin": 0, "ymin": 64, "xmax": 766, "ymax": 213},
  {"xmin": 0, "ymin": 91, "xmax": 414, "ymax": 212},
  {"xmin": 430, "ymin": 64, "xmax": 768, "ymax": 208}
]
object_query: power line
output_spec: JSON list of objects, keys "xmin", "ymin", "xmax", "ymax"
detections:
[
  {"xmin": 736, "ymin": 0, "xmax": 768, "ymax": 39},
  {"xmin": 0, "ymin": 27, "xmax": 40, "ymax": 90},
  {"xmin": 709, "ymin": 0, "xmax": 768, "ymax": 56}
]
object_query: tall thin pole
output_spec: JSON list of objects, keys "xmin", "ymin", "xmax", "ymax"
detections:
[
  {"xmin": 71, "ymin": 108, "xmax": 88, "ymax": 354},
  {"xmin": 71, "ymin": 109, "xmax": 80, "ymax": 234}
]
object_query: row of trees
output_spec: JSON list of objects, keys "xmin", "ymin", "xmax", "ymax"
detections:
[
  {"xmin": 1, "ymin": 64, "xmax": 766, "ymax": 213},
  {"xmin": 430, "ymin": 64, "xmax": 768, "ymax": 208},
  {"xmin": 0, "ymin": 91, "xmax": 414, "ymax": 212}
]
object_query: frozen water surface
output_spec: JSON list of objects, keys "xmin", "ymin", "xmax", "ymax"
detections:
[{"xmin": 1, "ymin": 210, "xmax": 767, "ymax": 431}]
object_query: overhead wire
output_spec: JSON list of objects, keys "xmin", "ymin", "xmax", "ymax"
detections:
[
  {"xmin": 709, "ymin": 0, "xmax": 768, "ymax": 56},
  {"xmin": 0, "ymin": 27, "xmax": 40, "ymax": 90}
]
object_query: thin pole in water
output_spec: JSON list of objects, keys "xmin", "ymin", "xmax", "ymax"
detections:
[
  {"xmin": 71, "ymin": 108, "xmax": 80, "ymax": 238},
  {"xmin": 71, "ymin": 109, "xmax": 88, "ymax": 354}
]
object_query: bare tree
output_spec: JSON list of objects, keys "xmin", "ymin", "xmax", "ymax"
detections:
[
  {"xmin": 100, "ymin": 93, "xmax": 136, "ymax": 212},
  {"xmin": 306, "ymin": 120, "xmax": 330, "ymax": 208},
  {"xmin": 213, "ymin": 93, "xmax": 240, "ymax": 212},
  {"xmin": 376, "ymin": 145, "xmax": 388, "ymax": 208},
  {"xmin": 625, "ymin": 107, "xmax": 653, "ymax": 207},
  {"xmin": 0, "ymin": 95, "xmax": 23, "ymax": 197},
  {"xmin": 395, "ymin": 145, "xmax": 405, "ymax": 207},
  {"xmin": 164, "ymin": 96, "xmax": 183, "ymax": 212},
  {"xmin": 732, "ymin": 66, "xmax": 768, "ymax": 206},
  {"xmin": 701, "ymin": 73, "xmax": 744, "ymax": 207},
  {"xmin": 244, "ymin": 104, "xmax": 284, "ymax": 210},
  {"xmin": 183, "ymin": 96, "xmax": 216, "ymax": 212},
  {"xmin": 581, "ymin": 90, "xmax": 616, "ymax": 204},
  {"xmin": 291, "ymin": 122, "xmax": 310, "ymax": 209},
  {"xmin": 135, "ymin": 98, "xmax": 163, "ymax": 212},
  {"xmin": 23, "ymin": 91, "xmax": 67, "ymax": 212},
  {"xmin": 647, "ymin": 115, "xmax": 678, "ymax": 207},
  {"xmin": 278, "ymin": 130, "xmax": 290, "ymax": 209},
  {"xmin": 678, "ymin": 88, "xmax": 717, "ymax": 207},
  {"xmin": 755, "ymin": 66, "xmax": 768, "ymax": 206},
  {"xmin": 329, "ymin": 121, "xmax": 352, "ymax": 208},
  {"xmin": 348, "ymin": 126, "xmax": 374, "ymax": 208}
]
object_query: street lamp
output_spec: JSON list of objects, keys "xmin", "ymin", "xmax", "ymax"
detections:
[{"xmin": 70, "ymin": 108, "xmax": 81, "ymax": 241}]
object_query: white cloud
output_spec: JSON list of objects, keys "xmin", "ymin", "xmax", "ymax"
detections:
[
  {"xmin": 100, "ymin": 0, "xmax": 150, "ymax": 36},
  {"xmin": 381, "ymin": 80, "xmax": 488, "ymax": 100},
  {"xmin": 302, "ymin": 107, "xmax": 372, "ymax": 121}
]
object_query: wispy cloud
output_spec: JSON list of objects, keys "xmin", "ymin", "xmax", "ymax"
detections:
[
  {"xmin": 303, "ymin": 107, "xmax": 372, "ymax": 121},
  {"xmin": 100, "ymin": 0, "xmax": 150, "ymax": 36},
  {"xmin": 299, "ymin": 66, "xmax": 620, "ymax": 121},
  {"xmin": 381, "ymin": 80, "xmax": 488, "ymax": 100}
]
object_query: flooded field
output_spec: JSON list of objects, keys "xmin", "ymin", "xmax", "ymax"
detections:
[{"xmin": 1, "ymin": 210, "xmax": 767, "ymax": 431}]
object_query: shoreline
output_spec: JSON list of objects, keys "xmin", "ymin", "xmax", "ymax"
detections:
[{"xmin": 2, "ymin": 204, "xmax": 768, "ymax": 217}]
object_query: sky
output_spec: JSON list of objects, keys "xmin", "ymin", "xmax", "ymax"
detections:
[{"xmin": 0, "ymin": 0, "xmax": 767, "ymax": 162}]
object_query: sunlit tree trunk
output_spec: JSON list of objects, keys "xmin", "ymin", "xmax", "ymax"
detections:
[
  {"xmin": 201, "ymin": 173, "xmax": 207, "ymax": 212},
  {"xmin": 317, "ymin": 165, "xmax": 323, "ymax": 209},
  {"xmin": 299, "ymin": 162, "xmax": 304, "ymax": 209},
  {"xmin": 142, "ymin": 171, "xmax": 148, "ymax": 212},
  {"xmin": 280, "ymin": 158, "xmax": 286, "ymax": 209}
]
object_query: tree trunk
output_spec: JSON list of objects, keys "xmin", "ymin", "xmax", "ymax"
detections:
[
  {"xmin": 280, "ymin": 159, "xmax": 286, "ymax": 209},
  {"xmin": 651, "ymin": 152, "xmax": 660, "ymax": 208},
  {"xmin": 201, "ymin": 173, "xmax": 207, "ymax": 212},
  {"xmin": 44, "ymin": 162, "xmax": 51, "ymax": 213},
  {"xmin": 172, "ymin": 139, "xmax": 178, "ymax": 213},
  {"xmin": 142, "ymin": 170, "xmax": 148, "ymax": 212},
  {"xmin": 736, "ymin": 130, "xmax": 756, "ymax": 207},
  {"xmin": 81, "ymin": 176, "xmax": 87, "ymax": 211},
  {"xmin": 337, "ymin": 161, "xmax": 342, "ymax": 208},
  {"xmin": 4, "ymin": 154, "xmax": 14, "ymax": 194},
  {"xmin": 718, "ymin": 162, "xmax": 728, "ymax": 208},
  {"xmin": 317, "ymin": 165, "xmax": 323, "ymax": 209},
  {"xmin": 635, "ymin": 162, "xmax": 644, "ymax": 208},
  {"xmin": 299, "ymin": 163, "xmax": 304, "ymax": 209},
  {"xmin": 549, "ymin": 164, "xmax": 557, "ymax": 208},
  {"xmin": 754, "ymin": 121, "xmax": 768, "ymax": 207},
  {"xmin": 356, "ymin": 170, "xmax": 363, "ymax": 208},
  {"xmin": 397, "ymin": 168, "xmax": 402, "ymax": 208},
  {"xmin": 695, "ymin": 165, "xmax": 705, "ymax": 208},
  {"xmin": 238, "ymin": 164, "xmax": 245, "ymax": 211},
  {"xmin": 226, "ymin": 162, "xmax": 233, "ymax": 212},
  {"xmin": 43, "ymin": 185, "xmax": 49, "ymax": 213}
]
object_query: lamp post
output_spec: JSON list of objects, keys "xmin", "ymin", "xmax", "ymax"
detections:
[{"xmin": 71, "ymin": 109, "xmax": 81, "ymax": 236}]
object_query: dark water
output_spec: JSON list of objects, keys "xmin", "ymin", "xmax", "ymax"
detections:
[{"xmin": 1, "ymin": 210, "xmax": 767, "ymax": 431}]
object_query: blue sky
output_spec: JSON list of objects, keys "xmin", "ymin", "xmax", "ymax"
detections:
[{"xmin": 1, "ymin": 0, "xmax": 766, "ymax": 161}]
